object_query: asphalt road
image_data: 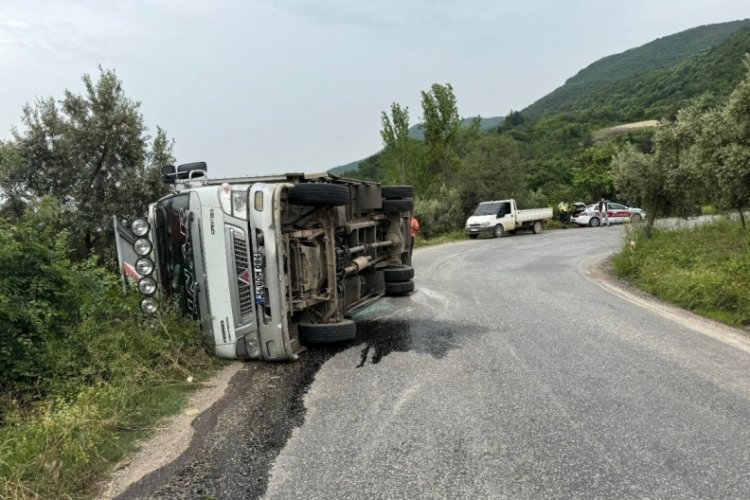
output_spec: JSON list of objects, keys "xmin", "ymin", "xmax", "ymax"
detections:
[{"xmin": 118, "ymin": 225, "xmax": 750, "ymax": 499}]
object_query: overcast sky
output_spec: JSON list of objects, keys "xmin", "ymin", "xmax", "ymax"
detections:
[{"xmin": 1, "ymin": 1, "xmax": 748, "ymax": 178}]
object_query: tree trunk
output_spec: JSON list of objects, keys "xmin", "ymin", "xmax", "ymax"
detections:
[{"xmin": 738, "ymin": 207, "xmax": 747, "ymax": 232}]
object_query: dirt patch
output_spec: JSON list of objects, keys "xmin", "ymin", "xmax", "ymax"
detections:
[{"xmin": 97, "ymin": 362, "xmax": 245, "ymax": 499}]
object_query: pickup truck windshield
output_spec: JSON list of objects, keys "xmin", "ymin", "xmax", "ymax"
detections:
[{"xmin": 473, "ymin": 202, "xmax": 502, "ymax": 216}]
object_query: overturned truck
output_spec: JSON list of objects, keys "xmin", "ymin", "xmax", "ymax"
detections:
[{"xmin": 115, "ymin": 162, "xmax": 415, "ymax": 361}]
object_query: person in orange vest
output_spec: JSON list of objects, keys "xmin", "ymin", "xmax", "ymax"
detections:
[{"xmin": 410, "ymin": 216, "xmax": 420, "ymax": 259}]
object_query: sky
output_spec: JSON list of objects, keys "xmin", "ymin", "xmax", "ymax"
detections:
[{"xmin": 1, "ymin": 1, "xmax": 748, "ymax": 178}]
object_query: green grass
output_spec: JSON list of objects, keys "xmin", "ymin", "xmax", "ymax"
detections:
[
  {"xmin": 0, "ymin": 360, "xmax": 223, "ymax": 500},
  {"xmin": 0, "ymin": 295, "xmax": 221, "ymax": 500},
  {"xmin": 415, "ymin": 231, "xmax": 467, "ymax": 247},
  {"xmin": 612, "ymin": 218, "xmax": 750, "ymax": 328}
]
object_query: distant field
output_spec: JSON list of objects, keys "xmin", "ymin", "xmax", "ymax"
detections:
[{"xmin": 593, "ymin": 119, "xmax": 659, "ymax": 142}]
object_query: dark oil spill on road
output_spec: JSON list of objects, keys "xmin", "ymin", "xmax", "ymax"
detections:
[{"xmin": 117, "ymin": 317, "xmax": 469, "ymax": 500}]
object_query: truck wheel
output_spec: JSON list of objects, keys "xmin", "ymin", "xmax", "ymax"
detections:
[
  {"xmin": 383, "ymin": 265, "xmax": 414, "ymax": 283},
  {"xmin": 493, "ymin": 225, "xmax": 504, "ymax": 238},
  {"xmin": 468, "ymin": 234, "xmax": 478, "ymax": 239},
  {"xmin": 532, "ymin": 221, "xmax": 543, "ymax": 234},
  {"xmin": 288, "ymin": 183, "xmax": 350, "ymax": 206},
  {"xmin": 298, "ymin": 319, "xmax": 356, "ymax": 344},
  {"xmin": 382, "ymin": 186, "xmax": 414, "ymax": 199},
  {"xmin": 382, "ymin": 199, "xmax": 413, "ymax": 213},
  {"xmin": 385, "ymin": 279, "xmax": 415, "ymax": 296},
  {"xmin": 589, "ymin": 217, "xmax": 600, "ymax": 227}
]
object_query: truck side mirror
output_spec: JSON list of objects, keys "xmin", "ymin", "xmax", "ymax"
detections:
[{"xmin": 161, "ymin": 165, "xmax": 177, "ymax": 184}]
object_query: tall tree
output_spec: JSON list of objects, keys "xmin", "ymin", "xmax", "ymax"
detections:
[
  {"xmin": 691, "ymin": 56, "xmax": 750, "ymax": 229},
  {"xmin": 0, "ymin": 68, "xmax": 173, "ymax": 258},
  {"xmin": 457, "ymin": 134, "xmax": 525, "ymax": 215},
  {"xmin": 571, "ymin": 145, "xmax": 615, "ymax": 201},
  {"xmin": 420, "ymin": 83, "xmax": 480, "ymax": 193},
  {"xmin": 379, "ymin": 103, "xmax": 426, "ymax": 187}
]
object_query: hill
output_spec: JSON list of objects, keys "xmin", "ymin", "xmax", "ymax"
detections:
[{"xmin": 522, "ymin": 19, "xmax": 750, "ymax": 120}]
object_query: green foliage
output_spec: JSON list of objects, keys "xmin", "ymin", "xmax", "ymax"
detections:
[
  {"xmin": 420, "ymin": 83, "xmax": 481, "ymax": 193},
  {"xmin": 524, "ymin": 21, "xmax": 750, "ymax": 121},
  {"xmin": 612, "ymin": 218, "xmax": 750, "ymax": 327},
  {"xmin": 379, "ymin": 103, "xmax": 429, "ymax": 187},
  {"xmin": 413, "ymin": 190, "xmax": 464, "ymax": 239},
  {"xmin": 0, "ymin": 200, "xmax": 214, "ymax": 498},
  {"xmin": 456, "ymin": 134, "xmax": 526, "ymax": 215},
  {"xmin": 571, "ymin": 145, "xmax": 615, "ymax": 201},
  {"xmin": 0, "ymin": 68, "xmax": 173, "ymax": 259}
]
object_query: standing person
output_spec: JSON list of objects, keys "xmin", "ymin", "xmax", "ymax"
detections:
[
  {"xmin": 598, "ymin": 198, "xmax": 609, "ymax": 227},
  {"xmin": 410, "ymin": 216, "xmax": 420, "ymax": 260}
]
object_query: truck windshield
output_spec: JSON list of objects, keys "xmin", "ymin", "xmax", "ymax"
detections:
[
  {"xmin": 154, "ymin": 194, "xmax": 200, "ymax": 319},
  {"xmin": 473, "ymin": 202, "xmax": 501, "ymax": 216}
]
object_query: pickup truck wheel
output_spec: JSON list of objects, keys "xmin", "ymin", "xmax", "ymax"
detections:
[
  {"xmin": 468, "ymin": 234, "xmax": 479, "ymax": 239},
  {"xmin": 532, "ymin": 221, "xmax": 543, "ymax": 234},
  {"xmin": 288, "ymin": 183, "xmax": 350, "ymax": 206},
  {"xmin": 382, "ymin": 186, "xmax": 414, "ymax": 199},
  {"xmin": 298, "ymin": 319, "xmax": 356, "ymax": 344},
  {"xmin": 589, "ymin": 217, "xmax": 600, "ymax": 227},
  {"xmin": 383, "ymin": 265, "xmax": 414, "ymax": 283},
  {"xmin": 493, "ymin": 225, "xmax": 504, "ymax": 238},
  {"xmin": 385, "ymin": 279, "xmax": 415, "ymax": 296},
  {"xmin": 382, "ymin": 199, "xmax": 413, "ymax": 213}
]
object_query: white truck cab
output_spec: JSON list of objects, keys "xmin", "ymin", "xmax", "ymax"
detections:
[
  {"xmin": 464, "ymin": 199, "xmax": 553, "ymax": 239},
  {"xmin": 115, "ymin": 162, "xmax": 415, "ymax": 361}
]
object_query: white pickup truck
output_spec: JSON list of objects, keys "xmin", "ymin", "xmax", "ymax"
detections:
[{"xmin": 464, "ymin": 199, "xmax": 553, "ymax": 239}]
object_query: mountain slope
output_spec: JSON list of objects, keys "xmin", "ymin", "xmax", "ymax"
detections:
[{"xmin": 523, "ymin": 19, "xmax": 750, "ymax": 119}]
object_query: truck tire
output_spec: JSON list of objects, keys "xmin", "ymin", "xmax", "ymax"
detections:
[
  {"xmin": 298, "ymin": 319, "xmax": 356, "ymax": 344},
  {"xmin": 383, "ymin": 265, "xmax": 414, "ymax": 283},
  {"xmin": 288, "ymin": 183, "xmax": 350, "ymax": 206},
  {"xmin": 493, "ymin": 225, "xmax": 504, "ymax": 238},
  {"xmin": 532, "ymin": 221, "xmax": 543, "ymax": 234},
  {"xmin": 382, "ymin": 199, "xmax": 413, "ymax": 213},
  {"xmin": 385, "ymin": 279, "xmax": 415, "ymax": 296},
  {"xmin": 382, "ymin": 186, "xmax": 414, "ymax": 199}
]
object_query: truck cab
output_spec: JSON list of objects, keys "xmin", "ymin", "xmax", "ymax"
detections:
[{"xmin": 115, "ymin": 162, "xmax": 415, "ymax": 361}]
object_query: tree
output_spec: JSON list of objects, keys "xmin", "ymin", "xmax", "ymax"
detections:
[
  {"xmin": 457, "ymin": 134, "xmax": 525, "ymax": 215},
  {"xmin": 420, "ymin": 83, "xmax": 480, "ymax": 193},
  {"xmin": 571, "ymin": 146, "xmax": 614, "ymax": 201},
  {"xmin": 379, "ymin": 103, "xmax": 426, "ymax": 187},
  {"xmin": 611, "ymin": 109, "xmax": 704, "ymax": 237},
  {"xmin": 0, "ymin": 68, "xmax": 173, "ymax": 258},
  {"xmin": 693, "ymin": 56, "xmax": 750, "ymax": 230},
  {"xmin": 611, "ymin": 143, "xmax": 660, "ymax": 236}
]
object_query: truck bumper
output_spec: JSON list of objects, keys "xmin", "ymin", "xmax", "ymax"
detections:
[{"xmin": 464, "ymin": 226, "xmax": 494, "ymax": 236}]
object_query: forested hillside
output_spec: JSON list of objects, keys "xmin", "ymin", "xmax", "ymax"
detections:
[
  {"xmin": 344, "ymin": 19, "xmax": 750, "ymax": 240},
  {"xmin": 523, "ymin": 19, "xmax": 750, "ymax": 120}
]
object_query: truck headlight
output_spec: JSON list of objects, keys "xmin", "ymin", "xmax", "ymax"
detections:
[
  {"xmin": 219, "ymin": 183, "xmax": 232, "ymax": 215},
  {"xmin": 232, "ymin": 191, "xmax": 248, "ymax": 220},
  {"xmin": 481, "ymin": 222, "xmax": 490, "ymax": 227},
  {"xmin": 137, "ymin": 276, "xmax": 157, "ymax": 295},
  {"xmin": 134, "ymin": 238, "xmax": 153, "ymax": 256},
  {"xmin": 131, "ymin": 219, "xmax": 150, "ymax": 237},
  {"xmin": 135, "ymin": 257, "xmax": 155, "ymax": 276},
  {"xmin": 140, "ymin": 296, "xmax": 158, "ymax": 314}
]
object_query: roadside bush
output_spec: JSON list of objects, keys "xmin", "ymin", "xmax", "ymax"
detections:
[
  {"xmin": 613, "ymin": 218, "xmax": 750, "ymax": 327},
  {"xmin": 0, "ymin": 199, "xmax": 215, "ymax": 498},
  {"xmin": 414, "ymin": 189, "xmax": 464, "ymax": 239}
]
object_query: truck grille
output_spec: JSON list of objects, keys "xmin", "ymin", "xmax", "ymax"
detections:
[{"xmin": 231, "ymin": 228, "xmax": 254, "ymax": 324}]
